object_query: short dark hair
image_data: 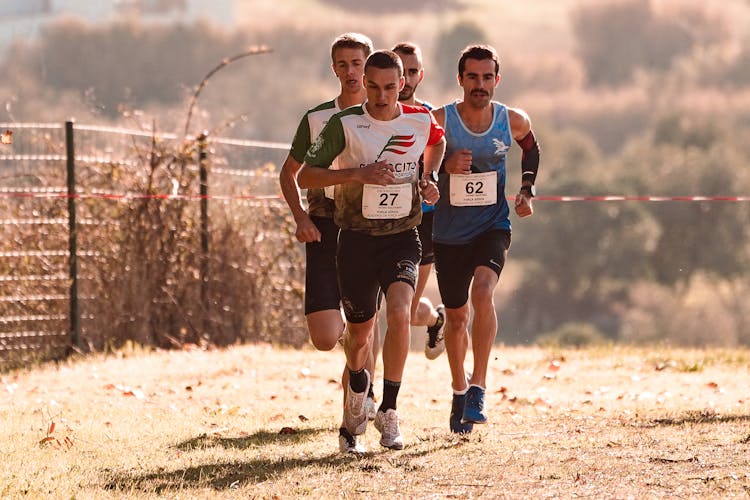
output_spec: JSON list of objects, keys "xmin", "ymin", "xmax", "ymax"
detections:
[
  {"xmin": 365, "ymin": 50, "xmax": 404, "ymax": 76},
  {"xmin": 331, "ymin": 32, "xmax": 374, "ymax": 62},
  {"xmin": 392, "ymin": 42, "xmax": 421, "ymax": 59},
  {"xmin": 458, "ymin": 44, "xmax": 500, "ymax": 77}
]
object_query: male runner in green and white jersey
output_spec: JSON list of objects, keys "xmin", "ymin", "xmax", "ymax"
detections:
[
  {"xmin": 298, "ymin": 50, "xmax": 445, "ymax": 450},
  {"xmin": 278, "ymin": 32, "xmax": 375, "ymax": 454}
]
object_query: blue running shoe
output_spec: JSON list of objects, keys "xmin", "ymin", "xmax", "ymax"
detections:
[
  {"xmin": 462, "ymin": 385, "xmax": 487, "ymax": 424},
  {"xmin": 449, "ymin": 393, "xmax": 474, "ymax": 434}
]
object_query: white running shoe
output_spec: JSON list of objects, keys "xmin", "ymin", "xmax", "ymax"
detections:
[
  {"xmin": 338, "ymin": 427, "xmax": 366, "ymax": 454},
  {"xmin": 373, "ymin": 408, "xmax": 404, "ymax": 450},
  {"xmin": 344, "ymin": 369, "xmax": 370, "ymax": 436},
  {"xmin": 365, "ymin": 396, "xmax": 377, "ymax": 421},
  {"xmin": 425, "ymin": 304, "xmax": 446, "ymax": 360}
]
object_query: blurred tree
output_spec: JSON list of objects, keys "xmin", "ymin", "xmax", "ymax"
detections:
[
  {"xmin": 433, "ymin": 20, "xmax": 488, "ymax": 89},
  {"xmin": 0, "ymin": 18, "xmax": 331, "ymax": 139},
  {"xmin": 318, "ymin": 0, "xmax": 461, "ymax": 12},
  {"xmin": 571, "ymin": 0, "xmax": 730, "ymax": 87}
]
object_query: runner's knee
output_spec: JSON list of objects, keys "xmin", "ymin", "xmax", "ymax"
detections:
[
  {"xmin": 445, "ymin": 307, "xmax": 470, "ymax": 333},
  {"xmin": 471, "ymin": 280, "xmax": 495, "ymax": 307}
]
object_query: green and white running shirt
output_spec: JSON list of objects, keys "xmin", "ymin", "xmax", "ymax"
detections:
[
  {"xmin": 304, "ymin": 102, "xmax": 444, "ymax": 236},
  {"xmin": 289, "ymin": 99, "xmax": 340, "ymax": 218}
]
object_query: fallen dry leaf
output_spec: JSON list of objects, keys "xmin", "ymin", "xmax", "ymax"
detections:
[
  {"xmin": 1, "ymin": 130, "xmax": 11, "ymax": 145},
  {"xmin": 298, "ymin": 414, "xmax": 309, "ymax": 422},
  {"xmin": 279, "ymin": 427, "xmax": 297, "ymax": 435}
]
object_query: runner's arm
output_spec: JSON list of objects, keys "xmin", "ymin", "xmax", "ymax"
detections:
[
  {"xmin": 422, "ymin": 137, "xmax": 445, "ymax": 181},
  {"xmin": 298, "ymin": 162, "xmax": 395, "ymax": 188},
  {"xmin": 278, "ymin": 154, "xmax": 307, "ymax": 222},
  {"xmin": 279, "ymin": 154, "xmax": 321, "ymax": 242}
]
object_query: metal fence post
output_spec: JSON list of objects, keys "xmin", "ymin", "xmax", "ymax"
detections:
[
  {"xmin": 198, "ymin": 131, "xmax": 209, "ymax": 332},
  {"xmin": 65, "ymin": 120, "xmax": 80, "ymax": 350}
]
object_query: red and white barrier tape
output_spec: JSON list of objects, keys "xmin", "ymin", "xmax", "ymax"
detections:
[
  {"xmin": 0, "ymin": 192, "xmax": 282, "ymax": 201},
  {"xmin": 532, "ymin": 195, "xmax": 750, "ymax": 202},
  {"xmin": 0, "ymin": 192, "xmax": 749, "ymax": 202}
]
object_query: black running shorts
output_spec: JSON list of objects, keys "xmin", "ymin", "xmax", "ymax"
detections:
[
  {"xmin": 337, "ymin": 228, "xmax": 421, "ymax": 323},
  {"xmin": 304, "ymin": 215, "xmax": 340, "ymax": 315},
  {"xmin": 433, "ymin": 229, "xmax": 511, "ymax": 309},
  {"xmin": 417, "ymin": 210, "xmax": 435, "ymax": 266}
]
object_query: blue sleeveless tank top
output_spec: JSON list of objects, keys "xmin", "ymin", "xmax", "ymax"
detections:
[{"xmin": 433, "ymin": 101, "xmax": 512, "ymax": 244}]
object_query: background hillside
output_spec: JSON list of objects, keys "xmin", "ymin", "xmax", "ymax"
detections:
[{"xmin": 2, "ymin": 0, "xmax": 750, "ymax": 346}]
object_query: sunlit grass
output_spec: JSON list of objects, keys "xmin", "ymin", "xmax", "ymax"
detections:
[{"xmin": 1, "ymin": 343, "xmax": 749, "ymax": 497}]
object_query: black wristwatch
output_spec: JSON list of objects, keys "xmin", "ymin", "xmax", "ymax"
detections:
[{"xmin": 519, "ymin": 185, "xmax": 536, "ymax": 197}]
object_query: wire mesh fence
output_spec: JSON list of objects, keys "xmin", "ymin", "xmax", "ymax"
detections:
[{"xmin": 0, "ymin": 121, "xmax": 301, "ymax": 368}]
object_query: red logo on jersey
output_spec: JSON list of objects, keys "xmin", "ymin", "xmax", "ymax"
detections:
[{"xmin": 376, "ymin": 134, "xmax": 415, "ymax": 160}]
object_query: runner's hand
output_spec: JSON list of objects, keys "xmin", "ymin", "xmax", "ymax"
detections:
[
  {"xmin": 419, "ymin": 178, "xmax": 439, "ymax": 205},
  {"xmin": 445, "ymin": 148, "xmax": 472, "ymax": 175},
  {"xmin": 514, "ymin": 192, "xmax": 533, "ymax": 218},
  {"xmin": 295, "ymin": 212, "xmax": 322, "ymax": 242},
  {"xmin": 358, "ymin": 161, "xmax": 396, "ymax": 185}
]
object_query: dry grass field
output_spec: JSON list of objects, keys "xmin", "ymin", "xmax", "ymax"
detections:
[{"xmin": 2, "ymin": 342, "xmax": 749, "ymax": 498}]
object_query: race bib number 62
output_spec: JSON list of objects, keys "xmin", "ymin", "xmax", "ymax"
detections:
[
  {"xmin": 362, "ymin": 183, "xmax": 412, "ymax": 219},
  {"xmin": 449, "ymin": 171, "xmax": 497, "ymax": 206}
]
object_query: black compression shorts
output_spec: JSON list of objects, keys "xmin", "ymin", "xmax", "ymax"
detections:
[
  {"xmin": 337, "ymin": 228, "xmax": 421, "ymax": 323},
  {"xmin": 304, "ymin": 215, "xmax": 340, "ymax": 315},
  {"xmin": 433, "ymin": 229, "xmax": 511, "ymax": 309},
  {"xmin": 417, "ymin": 210, "xmax": 435, "ymax": 266}
]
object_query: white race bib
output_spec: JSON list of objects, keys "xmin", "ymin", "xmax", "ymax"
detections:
[
  {"xmin": 362, "ymin": 183, "xmax": 413, "ymax": 219},
  {"xmin": 449, "ymin": 171, "xmax": 497, "ymax": 206}
]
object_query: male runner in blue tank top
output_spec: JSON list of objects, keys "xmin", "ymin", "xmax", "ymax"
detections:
[
  {"xmin": 431, "ymin": 44, "xmax": 540, "ymax": 433},
  {"xmin": 392, "ymin": 42, "xmax": 447, "ymax": 361}
]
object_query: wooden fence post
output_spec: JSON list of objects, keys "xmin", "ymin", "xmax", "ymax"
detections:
[
  {"xmin": 198, "ymin": 131, "xmax": 209, "ymax": 334},
  {"xmin": 65, "ymin": 120, "xmax": 80, "ymax": 351}
]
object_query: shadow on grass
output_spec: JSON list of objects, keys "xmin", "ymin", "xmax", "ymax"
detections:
[
  {"xmin": 103, "ymin": 452, "xmax": 355, "ymax": 493},
  {"xmin": 175, "ymin": 426, "xmax": 329, "ymax": 451},
  {"xmin": 646, "ymin": 411, "xmax": 750, "ymax": 427},
  {"xmin": 103, "ymin": 432, "xmax": 461, "ymax": 493}
]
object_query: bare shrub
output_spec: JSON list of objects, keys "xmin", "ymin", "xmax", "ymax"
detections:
[{"xmin": 75, "ymin": 136, "xmax": 305, "ymax": 351}]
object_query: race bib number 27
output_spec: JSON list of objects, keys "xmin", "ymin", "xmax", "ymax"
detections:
[
  {"xmin": 362, "ymin": 183, "xmax": 412, "ymax": 219},
  {"xmin": 449, "ymin": 171, "xmax": 497, "ymax": 206}
]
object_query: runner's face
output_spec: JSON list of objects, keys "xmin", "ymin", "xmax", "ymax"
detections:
[
  {"xmin": 458, "ymin": 58, "xmax": 499, "ymax": 108},
  {"xmin": 364, "ymin": 66, "xmax": 404, "ymax": 120},
  {"xmin": 396, "ymin": 52, "xmax": 423, "ymax": 102},
  {"xmin": 332, "ymin": 47, "xmax": 367, "ymax": 94}
]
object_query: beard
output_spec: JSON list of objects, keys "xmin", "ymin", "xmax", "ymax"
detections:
[{"xmin": 398, "ymin": 85, "xmax": 416, "ymax": 102}]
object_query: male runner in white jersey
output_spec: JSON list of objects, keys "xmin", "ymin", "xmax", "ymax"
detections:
[
  {"xmin": 298, "ymin": 50, "xmax": 445, "ymax": 450},
  {"xmin": 277, "ymin": 32, "xmax": 377, "ymax": 453},
  {"xmin": 392, "ymin": 42, "xmax": 446, "ymax": 361},
  {"xmin": 431, "ymin": 44, "xmax": 539, "ymax": 433}
]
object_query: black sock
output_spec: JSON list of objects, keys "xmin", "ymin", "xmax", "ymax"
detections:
[
  {"xmin": 432, "ymin": 311, "xmax": 444, "ymax": 329},
  {"xmin": 348, "ymin": 368, "xmax": 368, "ymax": 393},
  {"xmin": 379, "ymin": 379, "xmax": 401, "ymax": 412}
]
